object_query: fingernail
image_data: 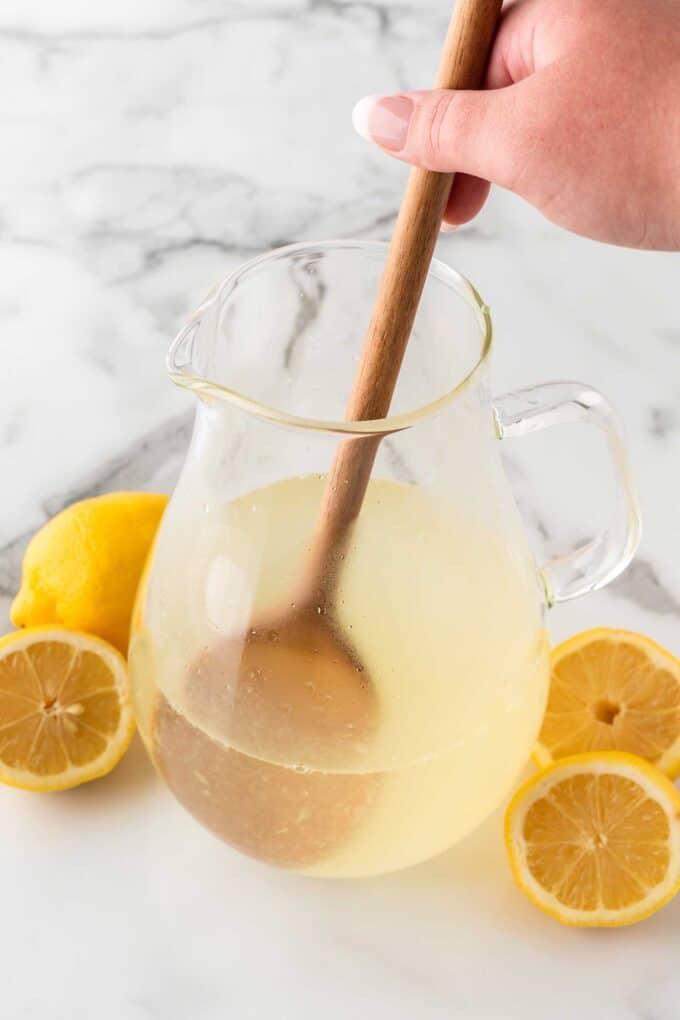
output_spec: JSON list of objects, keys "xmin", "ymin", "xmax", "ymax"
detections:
[
  {"xmin": 352, "ymin": 94, "xmax": 413, "ymax": 151},
  {"xmin": 440, "ymin": 222, "xmax": 457, "ymax": 233}
]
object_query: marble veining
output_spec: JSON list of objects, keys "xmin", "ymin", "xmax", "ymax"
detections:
[{"xmin": 2, "ymin": 2, "xmax": 680, "ymax": 1017}]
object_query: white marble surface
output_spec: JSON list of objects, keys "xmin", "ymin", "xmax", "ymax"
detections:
[{"xmin": 2, "ymin": 2, "xmax": 680, "ymax": 1017}]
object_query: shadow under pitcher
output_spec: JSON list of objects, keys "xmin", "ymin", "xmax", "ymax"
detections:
[{"xmin": 128, "ymin": 240, "xmax": 641, "ymax": 877}]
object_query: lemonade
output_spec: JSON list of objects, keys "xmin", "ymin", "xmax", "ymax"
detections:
[{"xmin": 130, "ymin": 475, "xmax": 549, "ymax": 876}]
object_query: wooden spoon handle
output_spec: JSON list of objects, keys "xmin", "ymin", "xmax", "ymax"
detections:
[
  {"xmin": 347, "ymin": 0, "xmax": 503, "ymax": 422},
  {"xmin": 308, "ymin": 0, "xmax": 502, "ymax": 597}
]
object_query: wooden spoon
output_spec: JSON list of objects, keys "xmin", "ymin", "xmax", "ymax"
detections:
[{"xmin": 180, "ymin": 0, "xmax": 503, "ymax": 778}]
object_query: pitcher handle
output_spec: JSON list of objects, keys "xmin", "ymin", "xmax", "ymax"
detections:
[{"xmin": 494, "ymin": 382, "xmax": 642, "ymax": 606}]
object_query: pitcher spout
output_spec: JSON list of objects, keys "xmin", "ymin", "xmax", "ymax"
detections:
[
  {"xmin": 167, "ymin": 284, "xmax": 220, "ymax": 388},
  {"xmin": 167, "ymin": 318, "xmax": 199, "ymax": 383}
]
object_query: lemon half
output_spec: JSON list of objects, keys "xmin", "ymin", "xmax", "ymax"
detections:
[
  {"xmin": 0, "ymin": 627, "xmax": 134, "ymax": 791},
  {"xmin": 505, "ymin": 751, "xmax": 680, "ymax": 927},
  {"xmin": 535, "ymin": 628, "xmax": 680, "ymax": 777}
]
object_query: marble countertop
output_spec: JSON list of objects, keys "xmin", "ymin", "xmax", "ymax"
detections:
[{"xmin": 2, "ymin": 2, "xmax": 680, "ymax": 1017}]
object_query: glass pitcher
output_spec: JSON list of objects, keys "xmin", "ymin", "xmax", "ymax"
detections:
[{"xmin": 129, "ymin": 240, "xmax": 640, "ymax": 878}]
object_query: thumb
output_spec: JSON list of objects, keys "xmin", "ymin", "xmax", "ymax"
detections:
[{"xmin": 352, "ymin": 88, "xmax": 526, "ymax": 191}]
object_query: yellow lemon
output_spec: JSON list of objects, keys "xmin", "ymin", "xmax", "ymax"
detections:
[
  {"xmin": 505, "ymin": 751, "xmax": 680, "ymax": 927},
  {"xmin": 535, "ymin": 628, "xmax": 680, "ymax": 777},
  {"xmin": 0, "ymin": 627, "xmax": 134, "ymax": 791},
  {"xmin": 11, "ymin": 492, "xmax": 167, "ymax": 655}
]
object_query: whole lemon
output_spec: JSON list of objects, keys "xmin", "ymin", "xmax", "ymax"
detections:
[{"xmin": 11, "ymin": 492, "xmax": 168, "ymax": 655}]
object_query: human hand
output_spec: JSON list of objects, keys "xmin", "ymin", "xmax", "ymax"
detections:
[{"xmin": 353, "ymin": 0, "xmax": 680, "ymax": 250}]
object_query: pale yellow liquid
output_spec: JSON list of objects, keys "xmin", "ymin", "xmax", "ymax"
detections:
[{"xmin": 130, "ymin": 476, "xmax": 549, "ymax": 877}]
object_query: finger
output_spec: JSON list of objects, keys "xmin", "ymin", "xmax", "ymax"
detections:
[
  {"xmin": 352, "ymin": 86, "xmax": 527, "ymax": 189},
  {"xmin": 485, "ymin": 0, "xmax": 540, "ymax": 88},
  {"xmin": 441, "ymin": 174, "xmax": 491, "ymax": 229}
]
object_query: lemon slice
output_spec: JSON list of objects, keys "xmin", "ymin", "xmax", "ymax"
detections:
[
  {"xmin": 505, "ymin": 752, "xmax": 680, "ymax": 927},
  {"xmin": 535, "ymin": 628, "xmax": 680, "ymax": 777},
  {"xmin": 0, "ymin": 627, "xmax": 134, "ymax": 791}
]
